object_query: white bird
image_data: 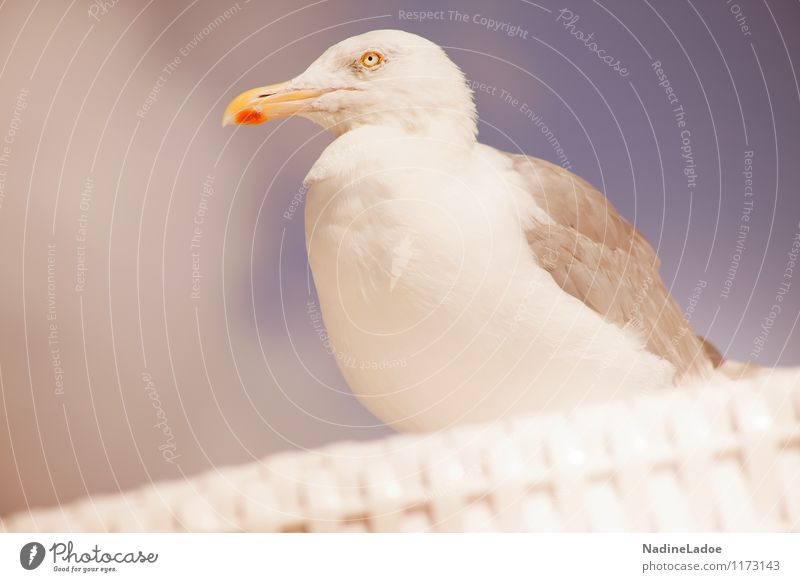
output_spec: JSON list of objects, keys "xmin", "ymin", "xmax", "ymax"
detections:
[{"xmin": 224, "ymin": 29, "xmax": 734, "ymax": 432}]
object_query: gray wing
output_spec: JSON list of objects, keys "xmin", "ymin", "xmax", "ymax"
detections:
[{"xmin": 507, "ymin": 154, "xmax": 714, "ymax": 381}]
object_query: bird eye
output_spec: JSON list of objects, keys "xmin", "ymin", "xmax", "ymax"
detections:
[{"xmin": 359, "ymin": 50, "xmax": 384, "ymax": 69}]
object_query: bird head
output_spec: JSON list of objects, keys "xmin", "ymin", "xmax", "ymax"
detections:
[{"xmin": 223, "ymin": 29, "xmax": 477, "ymax": 142}]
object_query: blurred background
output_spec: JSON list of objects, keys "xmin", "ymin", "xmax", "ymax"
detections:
[{"xmin": 0, "ymin": 0, "xmax": 798, "ymax": 516}]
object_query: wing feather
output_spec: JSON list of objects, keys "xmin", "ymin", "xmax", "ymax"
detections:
[{"xmin": 508, "ymin": 154, "xmax": 713, "ymax": 380}]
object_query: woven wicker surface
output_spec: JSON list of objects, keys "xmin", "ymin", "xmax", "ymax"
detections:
[{"xmin": 3, "ymin": 368, "xmax": 799, "ymax": 533}]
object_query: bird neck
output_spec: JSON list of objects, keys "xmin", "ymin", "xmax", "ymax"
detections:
[{"xmin": 309, "ymin": 107, "xmax": 478, "ymax": 146}]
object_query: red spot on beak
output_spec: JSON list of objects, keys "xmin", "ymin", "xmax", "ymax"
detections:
[{"xmin": 235, "ymin": 109, "xmax": 265, "ymax": 125}]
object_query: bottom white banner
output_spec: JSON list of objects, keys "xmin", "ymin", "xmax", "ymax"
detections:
[{"xmin": 1, "ymin": 533, "xmax": 797, "ymax": 580}]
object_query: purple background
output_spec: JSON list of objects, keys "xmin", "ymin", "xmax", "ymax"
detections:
[{"xmin": 0, "ymin": 0, "xmax": 797, "ymax": 515}]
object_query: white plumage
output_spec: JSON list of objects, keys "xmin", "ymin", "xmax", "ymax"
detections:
[{"xmin": 225, "ymin": 29, "xmax": 731, "ymax": 432}]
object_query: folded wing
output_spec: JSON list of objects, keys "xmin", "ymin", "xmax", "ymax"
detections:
[{"xmin": 508, "ymin": 154, "xmax": 714, "ymax": 381}]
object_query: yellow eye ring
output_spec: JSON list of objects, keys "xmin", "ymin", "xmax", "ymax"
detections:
[{"xmin": 359, "ymin": 50, "xmax": 384, "ymax": 68}]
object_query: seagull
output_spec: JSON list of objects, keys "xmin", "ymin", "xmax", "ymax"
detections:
[{"xmin": 224, "ymin": 29, "xmax": 735, "ymax": 432}]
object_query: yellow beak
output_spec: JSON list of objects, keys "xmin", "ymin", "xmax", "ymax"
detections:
[{"xmin": 222, "ymin": 81, "xmax": 327, "ymax": 126}]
